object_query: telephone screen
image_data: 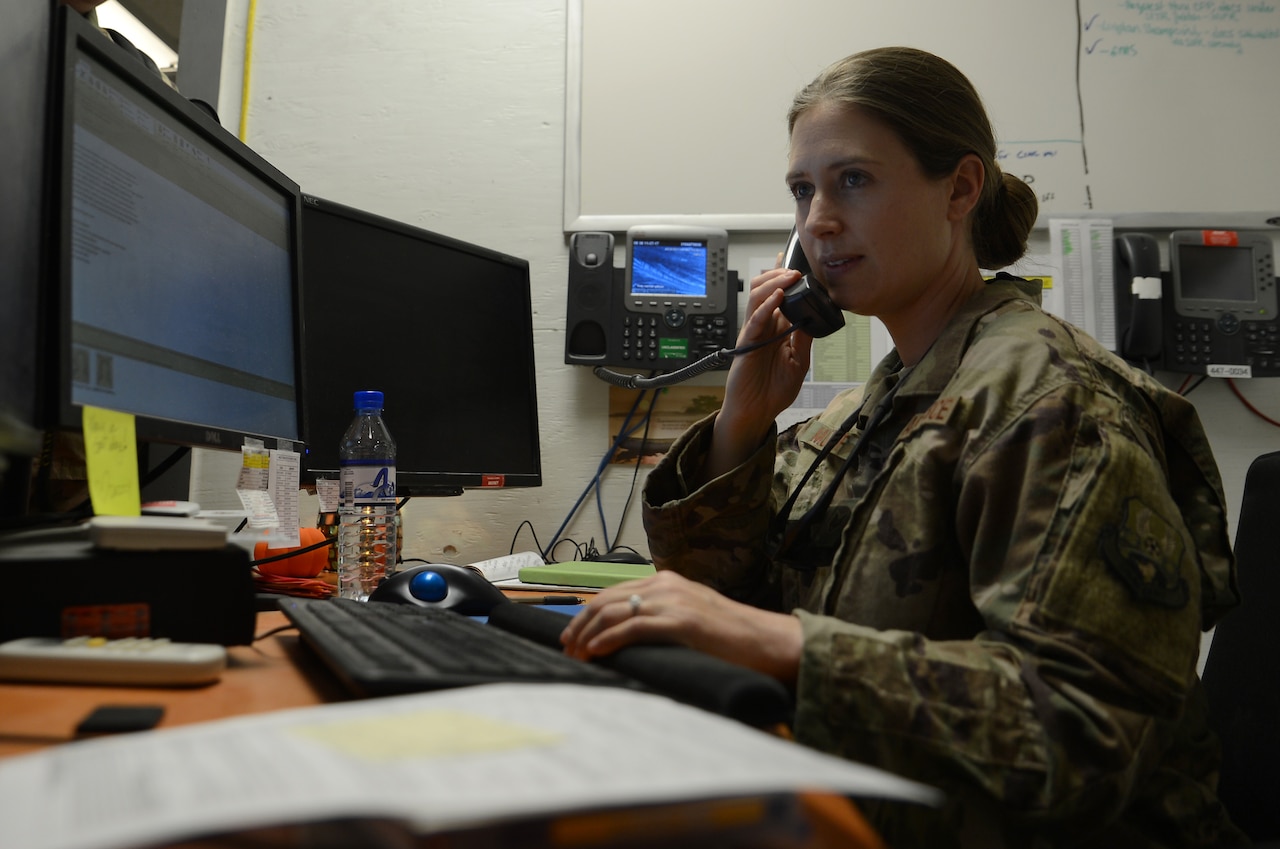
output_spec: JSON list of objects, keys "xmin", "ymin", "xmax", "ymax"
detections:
[
  {"xmin": 629, "ymin": 239, "xmax": 708, "ymax": 298},
  {"xmin": 1177, "ymin": 244, "xmax": 1255, "ymax": 302}
]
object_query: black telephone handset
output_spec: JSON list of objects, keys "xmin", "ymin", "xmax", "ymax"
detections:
[
  {"xmin": 1113, "ymin": 232, "xmax": 1163, "ymax": 363},
  {"xmin": 780, "ymin": 228, "xmax": 845, "ymax": 338}
]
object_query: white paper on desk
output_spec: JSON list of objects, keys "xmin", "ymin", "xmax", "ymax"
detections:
[{"xmin": 0, "ymin": 683, "xmax": 938, "ymax": 849}]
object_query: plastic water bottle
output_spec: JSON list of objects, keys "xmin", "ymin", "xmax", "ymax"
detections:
[{"xmin": 338, "ymin": 390, "xmax": 398, "ymax": 601}]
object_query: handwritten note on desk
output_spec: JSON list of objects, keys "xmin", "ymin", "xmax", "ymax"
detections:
[{"xmin": 82, "ymin": 405, "xmax": 140, "ymax": 517}]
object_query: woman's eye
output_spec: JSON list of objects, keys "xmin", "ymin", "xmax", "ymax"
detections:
[
  {"xmin": 841, "ymin": 171, "xmax": 868, "ymax": 189},
  {"xmin": 788, "ymin": 183, "xmax": 813, "ymax": 201}
]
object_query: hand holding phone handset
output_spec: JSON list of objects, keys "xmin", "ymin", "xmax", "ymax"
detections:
[{"xmin": 779, "ymin": 227, "xmax": 846, "ymax": 338}]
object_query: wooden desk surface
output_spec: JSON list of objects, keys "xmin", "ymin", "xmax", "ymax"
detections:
[
  {"xmin": 0, "ymin": 610, "xmax": 339, "ymax": 758},
  {"xmin": 0, "ymin": 580, "xmax": 599, "ymax": 756},
  {"xmin": 0, "ymin": 588, "xmax": 580, "ymax": 757}
]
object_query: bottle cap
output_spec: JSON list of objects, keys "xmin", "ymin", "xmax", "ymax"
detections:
[{"xmin": 353, "ymin": 390, "xmax": 384, "ymax": 411}]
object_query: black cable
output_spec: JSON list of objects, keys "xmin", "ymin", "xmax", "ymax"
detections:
[
  {"xmin": 608, "ymin": 386, "xmax": 661, "ymax": 550},
  {"xmin": 1180, "ymin": 375, "xmax": 1209, "ymax": 397},
  {"xmin": 548, "ymin": 536, "xmax": 587, "ymax": 563},
  {"xmin": 254, "ymin": 623, "xmax": 296, "ymax": 641},
  {"xmin": 508, "ymin": 519, "xmax": 546, "ymax": 558},
  {"xmin": 592, "ymin": 326, "xmax": 801, "ymax": 389},
  {"xmin": 138, "ymin": 445, "xmax": 190, "ymax": 487},
  {"xmin": 767, "ymin": 370, "xmax": 910, "ymax": 570},
  {"xmin": 540, "ymin": 387, "xmax": 652, "ymax": 560},
  {"xmin": 249, "ymin": 535, "xmax": 334, "ymax": 566}
]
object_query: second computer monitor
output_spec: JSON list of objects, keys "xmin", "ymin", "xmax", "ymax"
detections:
[{"xmin": 298, "ymin": 196, "xmax": 542, "ymax": 496}]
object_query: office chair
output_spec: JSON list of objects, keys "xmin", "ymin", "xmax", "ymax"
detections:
[{"xmin": 1201, "ymin": 450, "xmax": 1280, "ymax": 843}]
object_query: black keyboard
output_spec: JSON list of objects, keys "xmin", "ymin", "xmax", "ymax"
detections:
[
  {"xmin": 280, "ymin": 597, "xmax": 631, "ymax": 694},
  {"xmin": 280, "ymin": 597, "xmax": 793, "ymax": 727}
]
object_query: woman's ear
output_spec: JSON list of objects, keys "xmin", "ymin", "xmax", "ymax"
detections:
[{"xmin": 947, "ymin": 154, "xmax": 985, "ymax": 222}]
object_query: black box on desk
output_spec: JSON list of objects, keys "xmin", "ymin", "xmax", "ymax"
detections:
[{"xmin": 0, "ymin": 538, "xmax": 256, "ymax": 645}]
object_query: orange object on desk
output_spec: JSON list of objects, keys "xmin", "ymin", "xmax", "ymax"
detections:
[{"xmin": 254, "ymin": 527, "xmax": 328, "ymax": 578}]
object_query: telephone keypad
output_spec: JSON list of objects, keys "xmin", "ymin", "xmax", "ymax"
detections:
[
  {"xmin": 617, "ymin": 293, "xmax": 735, "ymax": 364},
  {"xmin": 620, "ymin": 315, "xmax": 661, "ymax": 362},
  {"xmin": 1171, "ymin": 319, "xmax": 1214, "ymax": 368},
  {"xmin": 1170, "ymin": 316, "xmax": 1280, "ymax": 374}
]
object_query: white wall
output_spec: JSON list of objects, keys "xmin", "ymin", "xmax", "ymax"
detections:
[{"xmin": 181, "ymin": 2, "xmax": 1280, "ymax": 576}]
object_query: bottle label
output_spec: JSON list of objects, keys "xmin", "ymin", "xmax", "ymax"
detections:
[{"xmin": 340, "ymin": 463, "xmax": 396, "ymax": 506}]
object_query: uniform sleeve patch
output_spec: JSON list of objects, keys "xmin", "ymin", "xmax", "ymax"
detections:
[{"xmin": 1098, "ymin": 496, "xmax": 1190, "ymax": 609}]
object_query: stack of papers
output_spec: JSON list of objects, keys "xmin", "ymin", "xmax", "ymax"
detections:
[{"xmin": 0, "ymin": 683, "xmax": 938, "ymax": 849}]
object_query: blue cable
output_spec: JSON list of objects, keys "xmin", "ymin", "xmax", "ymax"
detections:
[{"xmin": 541, "ymin": 389, "xmax": 650, "ymax": 561}]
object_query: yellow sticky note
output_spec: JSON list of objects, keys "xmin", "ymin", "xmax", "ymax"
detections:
[{"xmin": 82, "ymin": 405, "xmax": 141, "ymax": 517}]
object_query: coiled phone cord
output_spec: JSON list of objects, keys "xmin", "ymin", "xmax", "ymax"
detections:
[{"xmin": 591, "ymin": 325, "xmax": 802, "ymax": 390}]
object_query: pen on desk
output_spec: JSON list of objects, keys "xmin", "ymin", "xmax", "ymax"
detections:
[{"xmin": 512, "ymin": 595, "xmax": 584, "ymax": 605}]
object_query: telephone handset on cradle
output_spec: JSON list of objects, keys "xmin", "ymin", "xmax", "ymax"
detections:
[
  {"xmin": 1113, "ymin": 232, "xmax": 1163, "ymax": 363},
  {"xmin": 780, "ymin": 228, "xmax": 845, "ymax": 338}
]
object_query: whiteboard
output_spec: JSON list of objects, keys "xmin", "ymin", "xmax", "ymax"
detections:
[{"xmin": 565, "ymin": 0, "xmax": 1280, "ymax": 231}]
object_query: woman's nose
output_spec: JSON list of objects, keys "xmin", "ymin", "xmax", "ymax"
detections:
[{"xmin": 803, "ymin": 192, "xmax": 840, "ymax": 240}]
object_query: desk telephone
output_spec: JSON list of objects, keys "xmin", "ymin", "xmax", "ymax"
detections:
[
  {"xmin": 564, "ymin": 226, "xmax": 738, "ymax": 371},
  {"xmin": 1114, "ymin": 230, "xmax": 1280, "ymax": 377},
  {"xmin": 565, "ymin": 227, "xmax": 846, "ymax": 388}
]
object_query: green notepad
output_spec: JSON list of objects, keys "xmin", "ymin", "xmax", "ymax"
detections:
[{"xmin": 517, "ymin": 561, "xmax": 656, "ymax": 588}]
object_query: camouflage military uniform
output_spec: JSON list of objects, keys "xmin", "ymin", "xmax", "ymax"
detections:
[{"xmin": 641, "ymin": 276, "xmax": 1244, "ymax": 847}]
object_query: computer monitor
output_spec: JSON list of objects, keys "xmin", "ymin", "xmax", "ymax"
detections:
[
  {"xmin": 1, "ymin": 1, "xmax": 54, "ymax": 437},
  {"xmin": 43, "ymin": 8, "xmax": 305, "ymax": 452},
  {"xmin": 0, "ymin": 1, "xmax": 55, "ymax": 522},
  {"xmin": 298, "ymin": 195, "xmax": 542, "ymax": 496}
]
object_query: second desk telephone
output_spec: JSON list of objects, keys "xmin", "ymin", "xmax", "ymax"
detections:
[{"xmin": 1114, "ymin": 229, "xmax": 1279, "ymax": 377}]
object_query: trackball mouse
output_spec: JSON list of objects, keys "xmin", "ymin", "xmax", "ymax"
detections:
[{"xmin": 367, "ymin": 563, "xmax": 510, "ymax": 616}]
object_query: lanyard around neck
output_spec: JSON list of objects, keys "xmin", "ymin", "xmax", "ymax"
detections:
[{"xmin": 767, "ymin": 368, "xmax": 912, "ymax": 572}]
